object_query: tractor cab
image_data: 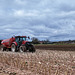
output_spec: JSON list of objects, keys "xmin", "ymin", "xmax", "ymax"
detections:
[
  {"xmin": 15, "ymin": 36, "xmax": 26, "ymax": 41},
  {"xmin": 15, "ymin": 36, "xmax": 26, "ymax": 43},
  {"xmin": 15, "ymin": 36, "xmax": 28, "ymax": 47}
]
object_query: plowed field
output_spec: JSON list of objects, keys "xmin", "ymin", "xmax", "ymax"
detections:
[{"xmin": 35, "ymin": 45, "xmax": 75, "ymax": 51}]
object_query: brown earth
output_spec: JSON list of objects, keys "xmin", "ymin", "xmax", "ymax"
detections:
[{"xmin": 35, "ymin": 45, "xmax": 75, "ymax": 51}]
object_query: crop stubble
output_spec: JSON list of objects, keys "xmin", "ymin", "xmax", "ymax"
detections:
[{"xmin": 0, "ymin": 46, "xmax": 75, "ymax": 75}]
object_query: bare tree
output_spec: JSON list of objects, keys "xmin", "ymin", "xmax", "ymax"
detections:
[{"xmin": 32, "ymin": 37, "xmax": 40, "ymax": 44}]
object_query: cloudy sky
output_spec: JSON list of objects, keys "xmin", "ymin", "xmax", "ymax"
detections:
[{"xmin": 0, "ymin": 0, "xmax": 75, "ymax": 41}]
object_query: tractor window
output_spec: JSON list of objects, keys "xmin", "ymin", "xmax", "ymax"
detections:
[
  {"xmin": 23, "ymin": 38, "xmax": 26, "ymax": 41},
  {"xmin": 20, "ymin": 37, "xmax": 26, "ymax": 41},
  {"xmin": 15, "ymin": 38, "xmax": 19, "ymax": 43},
  {"xmin": 15, "ymin": 37, "xmax": 26, "ymax": 42},
  {"xmin": 20, "ymin": 38, "xmax": 23, "ymax": 41}
]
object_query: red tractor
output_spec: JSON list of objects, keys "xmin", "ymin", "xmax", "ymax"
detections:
[{"xmin": 1, "ymin": 36, "xmax": 35, "ymax": 52}]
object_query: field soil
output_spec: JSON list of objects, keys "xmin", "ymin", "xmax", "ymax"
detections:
[
  {"xmin": 0, "ymin": 48, "xmax": 75, "ymax": 75},
  {"xmin": 35, "ymin": 44, "xmax": 75, "ymax": 51}
]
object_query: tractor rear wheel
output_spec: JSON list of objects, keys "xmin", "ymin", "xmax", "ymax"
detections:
[
  {"xmin": 19, "ymin": 46, "xmax": 26, "ymax": 52},
  {"xmin": 11, "ymin": 44, "xmax": 17, "ymax": 52}
]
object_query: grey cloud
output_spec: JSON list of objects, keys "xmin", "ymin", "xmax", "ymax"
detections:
[{"xmin": 0, "ymin": 0, "xmax": 75, "ymax": 41}]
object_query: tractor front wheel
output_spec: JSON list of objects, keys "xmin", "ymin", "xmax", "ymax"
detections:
[
  {"xmin": 19, "ymin": 46, "xmax": 26, "ymax": 52},
  {"xmin": 11, "ymin": 44, "xmax": 17, "ymax": 52}
]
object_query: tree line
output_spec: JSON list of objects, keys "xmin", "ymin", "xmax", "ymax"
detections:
[
  {"xmin": 31, "ymin": 37, "xmax": 75, "ymax": 44},
  {"xmin": 31, "ymin": 37, "xmax": 51, "ymax": 44}
]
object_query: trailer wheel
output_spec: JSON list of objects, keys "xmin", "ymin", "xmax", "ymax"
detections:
[
  {"xmin": 11, "ymin": 44, "xmax": 17, "ymax": 52},
  {"xmin": 19, "ymin": 46, "xmax": 26, "ymax": 52},
  {"xmin": 0, "ymin": 45, "xmax": 6, "ymax": 51}
]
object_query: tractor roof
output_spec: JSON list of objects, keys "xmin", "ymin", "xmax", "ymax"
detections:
[{"xmin": 15, "ymin": 36, "xmax": 27, "ymax": 38}]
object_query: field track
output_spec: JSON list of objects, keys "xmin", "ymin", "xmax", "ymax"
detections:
[{"xmin": 35, "ymin": 45, "xmax": 75, "ymax": 51}]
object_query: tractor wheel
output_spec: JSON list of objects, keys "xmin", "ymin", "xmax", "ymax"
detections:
[
  {"xmin": 19, "ymin": 46, "xmax": 26, "ymax": 52},
  {"xmin": 11, "ymin": 44, "xmax": 17, "ymax": 52},
  {"xmin": 0, "ymin": 45, "xmax": 6, "ymax": 51},
  {"xmin": 29, "ymin": 45, "xmax": 35, "ymax": 52}
]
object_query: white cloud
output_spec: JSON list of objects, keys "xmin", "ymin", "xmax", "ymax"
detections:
[
  {"xmin": 13, "ymin": 10, "xmax": 25, "ymax": 16},
  {"xmin": 13, "ymin": 9, "xmax": 40, "ymax": 17}
]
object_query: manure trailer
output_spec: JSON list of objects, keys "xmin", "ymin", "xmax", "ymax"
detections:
[{"xmin": 1, "ymin": 36, "xmax": 35, "ymax": 52}]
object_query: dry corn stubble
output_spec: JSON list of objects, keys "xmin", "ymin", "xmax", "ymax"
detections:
[{"xmin": 0, "ymin": 49, "xmax": 74, "ymax": 75}]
